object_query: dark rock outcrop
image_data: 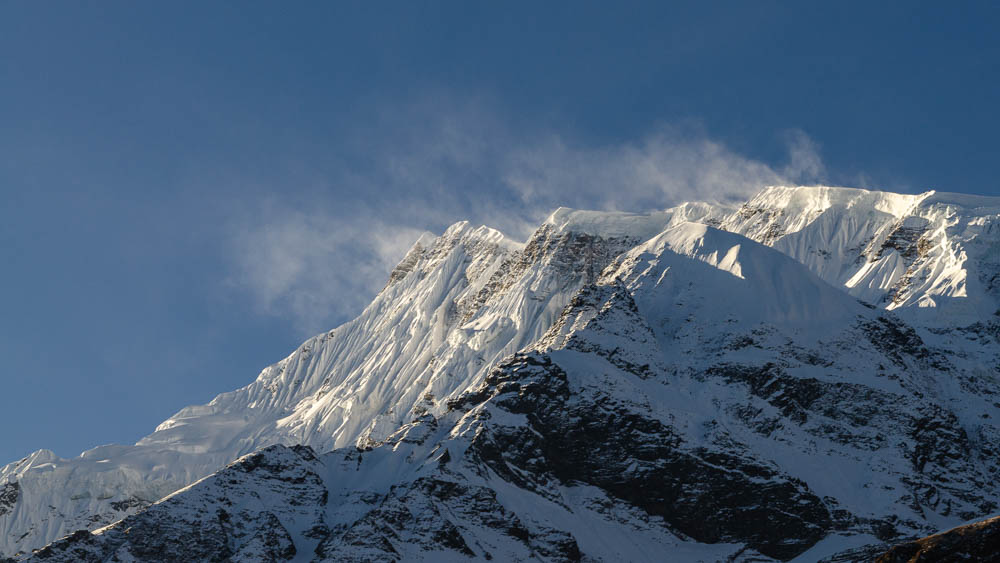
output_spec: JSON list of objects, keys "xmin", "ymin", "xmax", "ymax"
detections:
[
  {"xmin": 457, "ymin": 353, "xmax": 831, "ymax": 560},
  {"xmin": 876, "ymin": 515, "xmax": 1000, "ymax": 562},
  {"xmin": 0, "ymin": 484, "xmax": 16, "ymax": 518}
]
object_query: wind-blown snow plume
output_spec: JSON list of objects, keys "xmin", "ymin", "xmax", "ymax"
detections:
[
  {"xmin": 226, "ymin": 201, "xmax": 426, "ymax": 334},
  {"xmin": 781, "ymin": 128, "xmax": 826, "ymax": 184},
  {"xmin": 503, "ymin": 127, "xmax": 791, "ymax": 212},
  {"xmin": 223, "ymin": 102, "xmax": 826, "ymax": 331}
]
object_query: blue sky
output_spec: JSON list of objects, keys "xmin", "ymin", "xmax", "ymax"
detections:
[{"xmin": 1, "ymin": 1, "xmax": 999, "ymax": 463}]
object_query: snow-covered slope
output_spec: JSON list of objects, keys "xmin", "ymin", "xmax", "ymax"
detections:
[
  {"xmin": 3, "ymin": 186, "xmax": 1000, "ymax": 560},
  {"xmin": 21, "ymin": 219, "xmax": 1000, "ymax": 562},
  {"xmin": 724, "ymin": 186, "xmax": 1000, "ymax": 324}
]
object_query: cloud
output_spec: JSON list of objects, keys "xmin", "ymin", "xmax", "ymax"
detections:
[
  {"xmin": 781, "ymin": 129, "xmax": 826, "ymax": 184},
  {"xmin": 502, "ymin": 126, "xmax": 788, "ymax": 214},
  {"xmin": 225, "ymin": 200, "xmax": 426, "ymax": 334},
  {"xmin": 223, "ymin": 101, "xmax": 826, "ymax": 333}
]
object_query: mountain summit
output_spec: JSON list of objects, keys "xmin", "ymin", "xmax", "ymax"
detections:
[{"xmin": 3, "ymin": 186, "xmax": 1000, "ymax": 561}]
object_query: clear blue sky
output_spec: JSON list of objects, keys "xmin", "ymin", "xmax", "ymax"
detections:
[{"xmin": 2, "ymin": 1, "xmax": 998, "ymax": 463}]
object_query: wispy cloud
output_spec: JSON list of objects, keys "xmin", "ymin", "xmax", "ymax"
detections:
[
  {"xmin": 780, "ymin": 129, "xmax": 826, "ymax": 184},
  {"xmin": 225, "ymin": 201, "xmax": 426, "ymax": 333},
  {"xmin": 223, "ymin": 100, "xmax": 826, "ymax": 333},
  {"xmin": 502, "ymin": 126, "xmax": 789, "ymax": 214}
]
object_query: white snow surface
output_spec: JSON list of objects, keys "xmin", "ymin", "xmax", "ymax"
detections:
[
  {"xmin": 608, "ymin": 221, "xmax": 865, "ymax": 336},
  {"xmin": 724, "ymin": 185, "xmax": 1000, "ymax": 323},
  {"xmin": 3, "ymin": 185, "xmax": 1000, "ymax": 558}
]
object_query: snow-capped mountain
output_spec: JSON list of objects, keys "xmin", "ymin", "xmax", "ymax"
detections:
[{"xmin": 3, "ymin": 186, "xmax": 1000, "ymax": 561}]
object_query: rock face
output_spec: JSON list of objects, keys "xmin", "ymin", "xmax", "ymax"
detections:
[
  {"xmin": 3, "ymin": 186, "xmax": 1000, "ymax": 561},
  {"xmin": 0, "ymin": 485, "xmax": 16, "ymax": 518},
  {"xmin": 456, "ymin": 354, "xmax": 830, "ymax": 561},
  {"xmin": 875, "ymin": 515, "xmax": 1000, "ymax": 562}
]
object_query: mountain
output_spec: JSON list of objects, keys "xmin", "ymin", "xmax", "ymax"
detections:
[
  {"xmin": 3, "ymin": 186, "xmax": 1000, "ymax": 561},
  {"xmin": 0, "ymin": 201, "xmax": 730, "ymax": 558},
  {"xmin": 723, "ymin": 186, "xmax": 1000, "ymax": 324}
]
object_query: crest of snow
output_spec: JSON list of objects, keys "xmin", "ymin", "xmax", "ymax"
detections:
[
  {"xmin": 543, "ymin": 200, "xmax": 733, "ymax": 240},
  {"xmin": 724, "ymin": 185, "xmax": 1000, "ymax": 324},
  {"xmin": 604, "ymin": 222, "xmax": 865, "ymax": 343}
]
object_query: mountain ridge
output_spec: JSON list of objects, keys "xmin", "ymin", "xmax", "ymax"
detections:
[{"xmin": 3, "ymin": 185, "xmax": 1000, "ymax": 560}]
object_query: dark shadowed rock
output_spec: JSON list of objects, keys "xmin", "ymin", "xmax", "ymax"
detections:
[{"xmin": 875, "ymin": 515, "xmax": 1000, "ymax": 562}]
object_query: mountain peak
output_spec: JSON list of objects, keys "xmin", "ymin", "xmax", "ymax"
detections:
[
  {"xmin": 608, "ymin": 221, "xmax": 866, "ymax": 337},
  {"xmin": 542, "ymin": 201, "xmax": 736, "ymax": 243}
]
